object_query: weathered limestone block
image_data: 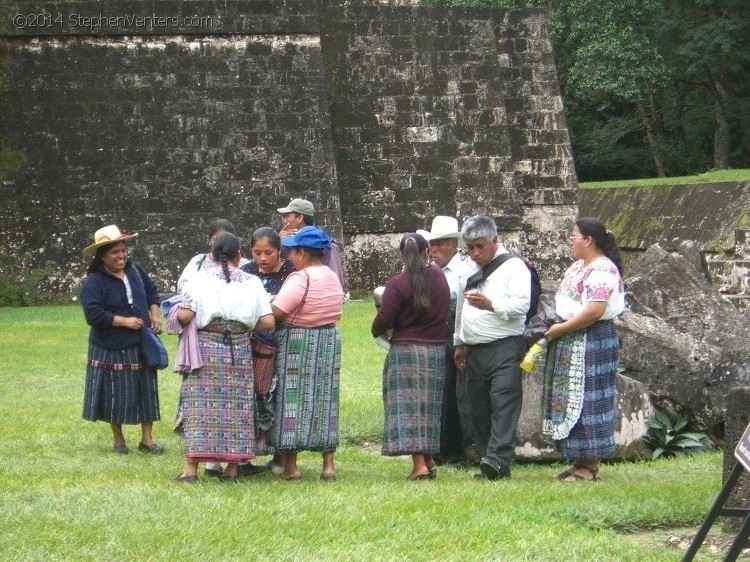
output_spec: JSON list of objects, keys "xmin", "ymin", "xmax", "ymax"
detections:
[
  {"xmin": 343, "ymin": 233, "xmax": 403, "ymax": 292},
  {"xmin": 722, "ymin": 387, "xmax": 750, "ymax": 532},
  {"xmin": 618, "ymin": 245, "xmax": 750, "ymax": 437},
  {"xmin": 515, "ymin": 372, "xmax": 652, "ymax": 460}
]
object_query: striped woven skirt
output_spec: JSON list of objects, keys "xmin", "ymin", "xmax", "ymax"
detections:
[
  {"xmin": 542, "ymin": 320, "xmax": 619, "ymax": 460},
  {"xmin": 82, "ymin": 343, "xmax": 160, "ymax": 424},
  {"xmin": 182, "ymin": 326, "xmax": 255, "ymax": 463},
  {"xmin": 382, "ymin": 343, "xmax": 444, "ymax": 456},
  {"xmin": 273, "ymin": 325, "xmax": 341, "ymax": 454}
]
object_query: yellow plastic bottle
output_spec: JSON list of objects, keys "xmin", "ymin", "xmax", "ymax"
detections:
[{"xmin": 520, "ymin": 338, "xmax": 547, "ymax": 373}]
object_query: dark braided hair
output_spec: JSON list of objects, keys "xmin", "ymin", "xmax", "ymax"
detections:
[
  {"xmin": 399, "ymin": 233, "xmax": 431, "ymax": 314},
  {"xmin": 211, "ymin": 232, "xmax": 241, "ymax": 283},
  {"xmin": 576, "ymin": 217, "xmax": 624, "ymax": 275},
  {"xmin": 209, "ymin": 218, "xmax": 237, "ymax": 239}
]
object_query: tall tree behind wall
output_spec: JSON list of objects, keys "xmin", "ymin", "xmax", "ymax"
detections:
[
  {"xmin": 426, "ymin": 0, "xmax": 750, "ymax": 180},
  {"xmin": 663, "ymin": 0, "xmax": 750, "ymax": 171}
]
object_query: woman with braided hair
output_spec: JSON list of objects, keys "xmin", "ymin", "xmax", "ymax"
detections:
[
  {"xmin": 372, "ymin": 233, "xmax": 450, "ymax": 480},
  {"xmin": 542, "ymin": 217, "xmax": 625, "ymax": 482},
  {"xmin": 172, "ymin": 232, "xmax": 274, "ymax": 482}
]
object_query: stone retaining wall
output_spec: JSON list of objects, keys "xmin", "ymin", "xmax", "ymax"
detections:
[
  {"xmin": 0, "ymin": 1, "xmax": 575, "ymax": 298},
  {"xmin": 580, "ymin": 182, "xmax": 750, "ymax": 317}
]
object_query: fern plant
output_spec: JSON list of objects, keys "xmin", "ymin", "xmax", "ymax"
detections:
[{"xmin": 642, "ymin": 409, "xmax": 711, "ymax": 460}]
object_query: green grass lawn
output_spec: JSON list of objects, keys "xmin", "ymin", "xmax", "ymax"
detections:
[
  {"xmin": 579, "ymin": 168, "xmax": 750, "ymax": 189},
  {"xmin": 0, "ymin": 303, "xmax": 731, "ymax": 561}
]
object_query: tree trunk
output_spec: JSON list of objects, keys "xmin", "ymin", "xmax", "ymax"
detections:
[
  {"xmin": 637, "ymin": 101, "xmax": 666, "ymax": 178},
  {"xmin": 712, "ymin": 80, "xmax": 730, "ymax": 169}
]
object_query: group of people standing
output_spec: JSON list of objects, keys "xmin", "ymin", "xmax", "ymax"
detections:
[
  {"xmin": 81, "ymin": 198, "xmax": 344, "ymax": 482},
  {"xmin": 373, "ymin": 214, "xmax": 624, "ymax": 482},
  {"xmin": 81, "ymin": 201, "xmax": 624, "ymax": 484}
]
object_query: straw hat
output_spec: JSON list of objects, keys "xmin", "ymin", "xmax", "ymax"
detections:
[
  {"xmin": 82, "ymin": 225, "xmax": 138, "ymax": 256},
  {"xmin": 416, "ymin": 216, "xmax": 460, "ymax": 241}
]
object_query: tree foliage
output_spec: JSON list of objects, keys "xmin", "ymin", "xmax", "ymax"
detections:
[{"xmin": 425, "ymin": 0, "xmax": 750, "ymax": 180}]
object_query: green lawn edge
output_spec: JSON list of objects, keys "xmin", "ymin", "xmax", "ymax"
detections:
[{"xmin": 579, "ymin": 168, "xmax": 750, "ymax": 189}]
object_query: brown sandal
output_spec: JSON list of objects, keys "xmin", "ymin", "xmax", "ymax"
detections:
[
  {"xmin": 556, "ymin": 466, "xmax": 576, "ymax": 480},
  {"xmin": 556, "ymin": 462, "xmax": 585, "ymax": 479},
  {"xmin": 563, "ymin": 466, "xmax": 598, "ymax": 482}
]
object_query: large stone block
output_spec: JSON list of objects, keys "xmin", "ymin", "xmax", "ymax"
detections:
[
  {"xmin": 723, "ymin": 387, "xmax": 750, "ymax": 533},
  {"xmin": 617, "ymin": 245, "xmax": 750, "ymax": 438},
  {"xmin": 515, "ymin": 372, "xmax": 652, "ymax": 460}
]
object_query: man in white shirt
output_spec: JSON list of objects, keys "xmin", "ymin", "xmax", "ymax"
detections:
[
  {"xmin": 418, "ymin": 216, "xmax": 475, "ymax": 465},
  {"xmin": 454, "ymin": 216, "xmax": 530, "ymax": 480}
]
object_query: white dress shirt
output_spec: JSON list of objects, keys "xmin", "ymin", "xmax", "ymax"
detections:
[
  {"xmin": 454, "ymin": 244, "xmax": 531, "ymax": 346},
  {"xmin": 442, "ymin": 251, "xmax": 472, "ymax": 299}
]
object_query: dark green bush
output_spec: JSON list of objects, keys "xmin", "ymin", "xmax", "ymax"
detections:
[{"xmin": 642, "ymin": 409, "xmax": 712, "ymax": 460}]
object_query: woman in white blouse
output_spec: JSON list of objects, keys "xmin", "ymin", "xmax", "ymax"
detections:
[
  {"xmin": 542, "ymin": 218, "xmax": 625, "ymax": 482},
  {"xmin": 172, "ymin": 232, "xmax": 274, "ymax": 482}
]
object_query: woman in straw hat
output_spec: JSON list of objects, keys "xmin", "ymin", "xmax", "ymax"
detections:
[{"xmin": 80, "ymin": 225, "xmax": 164, "ymax": 454}]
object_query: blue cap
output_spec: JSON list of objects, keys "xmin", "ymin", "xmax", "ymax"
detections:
[{"xmin": 281, "ymin": 226, "xmax": 331, "ymax": 250}]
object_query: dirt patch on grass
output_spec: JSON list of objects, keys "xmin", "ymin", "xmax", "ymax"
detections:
[{"xmin": 625, "ymin": 527, "xmax": 749, "ymax": 560}]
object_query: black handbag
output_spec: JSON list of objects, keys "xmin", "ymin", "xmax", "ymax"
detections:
[{"xmin": 141, "ymin": 327, "xmax": 169, "ymax": 370}]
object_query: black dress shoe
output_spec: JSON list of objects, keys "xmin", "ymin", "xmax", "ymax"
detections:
[
  {"xmin": 479, "ymin": 457, "xmax": 511, "ymax": 480},
  {"xmin": 204, "ymin": 467, "xmax": 224, "ymax": 478},
  {"xmin": 171, "ymin": 474, "xmax": 198, "ymax": 483},
  {"xmin": 237, "ymin": 462, "xmax": 266, "ymax": 476},
  {"xmin": 138, "ymin": 442, "xmax": 165, "ymax": 455}
]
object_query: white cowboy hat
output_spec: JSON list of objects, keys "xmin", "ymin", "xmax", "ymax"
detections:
[
  {"xmin": 82, "ymin": 225, "xmax": 138, "ymax": 256},
  {"xmin": 416, "ymin": 216, "xmax": 461, "ymax": 241}
]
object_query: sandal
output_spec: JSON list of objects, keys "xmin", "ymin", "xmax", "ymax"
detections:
[
  {"xmin": 171, "ymin": 474, "xmax": 198, "ymax": 483},
  {"xmin": 556, "ymin": 465, "xmax": 578, "ymax": 480},
  {"xmin": 407, "ymin": 470, "xmax": 432, "ymax": 481},
  {"xmin": 563, "ymin": 466, "xmax": 598, "ymax": 482}
]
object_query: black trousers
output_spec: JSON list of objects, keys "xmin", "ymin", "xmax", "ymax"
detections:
[
  {"xmin": 465, "ymin": 336, "xmax": 525, "ymax": 466},
  {"xmin": 440, "ymin": 344, "xmax": 467, "ymax": 460}
]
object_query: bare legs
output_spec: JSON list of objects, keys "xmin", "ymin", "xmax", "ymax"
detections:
[
  {"xmin": 282, "ymin": 452, "xmax": 336, "ymax": 480},
  {"xmin": 110, "ymin": 423, "xmax": 126, "ymax": 449},
  {"xmin": 408, "ymin": 453, "xmax": 431, "ymax": 480},
  {"xmin": 282, "ymin": 453, "xmax": 302, "ymax": 480},
  {"xmin": 140, "ymin": 421, "xmax": 156, "ymax": 446},
  {"xmin": 110, "ymin": 422, "xmax": 157, "ymax": 448},
  {"xmin": 321, "ymin": 452, "xmax": 336, "ymax": 479}
]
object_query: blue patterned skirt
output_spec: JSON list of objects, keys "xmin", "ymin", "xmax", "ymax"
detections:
[
  {"xmin": 183, "ymin": 326, "xmax": 255, "ymax": 463},
  {"xmin": 382, "ymin": 343, "xmax": 444, "ymax": 456},
  {"xmin": 542, "ymin": 320, "xmax": 619, "ymax": 460},
  {"xmin": 273, "ymin": 325, "xmax": 341, "ymax": 454},
  {"xmin": 82, "ymin": 343, "xmax": 160, "ymax": 424}
]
